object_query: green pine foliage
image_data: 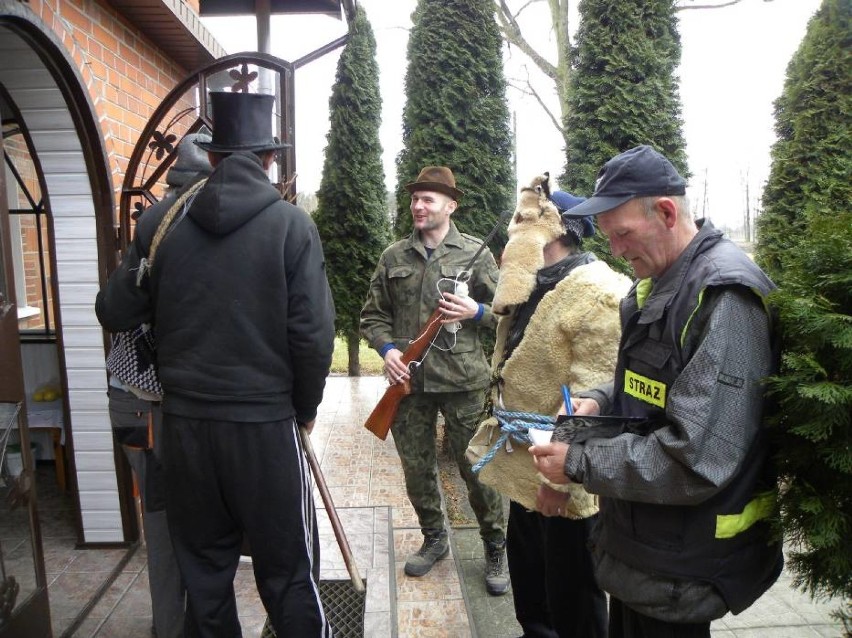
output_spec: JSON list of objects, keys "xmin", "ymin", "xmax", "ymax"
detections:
[
  {"xmin": 756, "ymin": 0, "xmax": 851, "ymax": 281},
  {"xmin": 562, "ymin": 0, "xmax": 687, "ymax": 191},
  {"xmin": 560, "ymin": 0, "xmax": 688, "ymax": 276},
  {"xmin": 395, "ymin": 0, "xmax": 514, "ymax": 252},
  {"xmin": 755, "ymin": 0, "xmax": 852, "ymax": 610},
  {"xmin": 314, "ymin": 6, "xmax": 391, "ymax": 371}
]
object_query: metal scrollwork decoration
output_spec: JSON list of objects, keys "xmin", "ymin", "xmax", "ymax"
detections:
[
  {"xmin": 229, "ymin": 63, "xmax": 258, "ymax": 93},
  {"xmin": 121, "ymin": 53, "xmax": 297, "ymax": 251},
  {"xmin": 147, "ymin": 130, "xmax": 177, "ymax": 161}
]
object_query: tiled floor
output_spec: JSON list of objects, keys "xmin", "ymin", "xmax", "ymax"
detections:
[{"xmin": 20, "ymin": 376, "xmax": 850, "ymax": 636}]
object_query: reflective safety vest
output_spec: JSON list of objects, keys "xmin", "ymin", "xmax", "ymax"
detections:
[{"xmin": 598, "ymin": 224, "xmax": 783, "ymax": 615}]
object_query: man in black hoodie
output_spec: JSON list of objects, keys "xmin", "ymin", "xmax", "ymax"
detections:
[{"xmin": 97, "ymin": 92, "xmax": 335, "ymax": 638}]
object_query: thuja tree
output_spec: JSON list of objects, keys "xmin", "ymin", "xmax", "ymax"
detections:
[
  {"xmin": 561, "ymin": 0, "xmax": 688, "ymax": 275},
  {"xmin": 755, "ymin": 0, "xmax": 851, "ymax": 618},
  {"xmin": 395, "ymin": 0, "xmax": 513, "ymax": 253},
  {"xmin": 314, "ymin": 6, "xmax": 390, "ymax": 375}
]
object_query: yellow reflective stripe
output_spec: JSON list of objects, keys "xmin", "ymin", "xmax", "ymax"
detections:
[
  {"xmin": 715, "ymin": 491, "xmax": 776, "ymax": 539},
  {"xmin": 624, "ymin": 369, "xmax": 667, "ymax": 408},
  {"xmin": 681, "ymin": 288, "xmax": 706, "ymax": 347},
  {"xmin": 636, "ymin": 278, "xmax": 654, "ymax": 308}
]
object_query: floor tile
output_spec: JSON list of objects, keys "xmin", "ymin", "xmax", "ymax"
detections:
[{"xmin": 30, "ymin": 376, "xmax": 847, "ymax": 637}]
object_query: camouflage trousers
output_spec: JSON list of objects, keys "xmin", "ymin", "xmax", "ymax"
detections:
[{"xmin": 391, "ymin": 390, "xmax": 505, "ymax": 544}]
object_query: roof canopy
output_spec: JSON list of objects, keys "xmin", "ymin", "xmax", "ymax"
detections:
[{"xmin": 199, "ymin": 0, "xmax": 355, "ymax": 19}]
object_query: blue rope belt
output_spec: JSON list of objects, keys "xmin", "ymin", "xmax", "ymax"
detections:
[{"xmin": 471, "ymin": 409, "xmax": 556, "ymax": 473}]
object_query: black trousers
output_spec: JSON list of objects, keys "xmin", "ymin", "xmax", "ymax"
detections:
[
  {"xmin": 162, "ymin": 415, "xmax": 331, "ymax": 638},
  {"xmin": 609, "ymin": 598, "xmax": 710, "ymax": 638},
  {"xmin": 109, "ymin": 387, "xmax": 184, "ymax": 638},
  {"xmin": 506, "ymin": 500, "xmax": 607, "ymax": 638}
]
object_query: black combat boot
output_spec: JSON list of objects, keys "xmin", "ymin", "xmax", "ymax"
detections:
[
  {"xmin": 404, "ymin": 529, "xmax": 449, "ymax": 577},
  {"xmin": 484, "ymin": 539, "xmax": 509, "ymax": 596}
]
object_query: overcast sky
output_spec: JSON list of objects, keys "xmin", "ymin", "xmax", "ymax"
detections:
[{"xmin": 201, "ymin": 0, "xmax": 821, "ymax": 230}]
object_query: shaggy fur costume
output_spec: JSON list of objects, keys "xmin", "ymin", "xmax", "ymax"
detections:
[
  {"xmin": 467, "ymin": 259, "xmax": 631, "ymax": 518},
  {"xmin": 492, "ymin": 175, "xmax": 564, "ymax": 315}
]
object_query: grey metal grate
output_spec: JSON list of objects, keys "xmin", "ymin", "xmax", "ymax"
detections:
[{"xmin": 260, "ymin": 579, "xmax": 367, "ymax": 638}]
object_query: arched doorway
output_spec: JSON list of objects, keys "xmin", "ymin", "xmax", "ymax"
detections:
[{"xmin": 0, "ymin": 2, "xmax": 116, "ymax": 634}]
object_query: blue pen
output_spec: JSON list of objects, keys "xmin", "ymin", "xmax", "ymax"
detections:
[{"xmin": 562, "ymin": 384, "xmax": 573, "ymax": 416}]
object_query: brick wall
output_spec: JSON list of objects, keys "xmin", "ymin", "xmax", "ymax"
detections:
[
  {"xmin": 26, "ymin": 0, "xmax": 198, "ymax": 216},
  {"xmin": 11, "ymin": 1, "xmax": 203, "ymax": 331}
]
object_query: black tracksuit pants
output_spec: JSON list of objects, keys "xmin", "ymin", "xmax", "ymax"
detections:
[
  {"xmin": 162, "ymin": 415, "xmax": 331, "ymax": 638},
  {"xmin": 506, "ymin": 500, "xmax": 607, "ymax": 638}
]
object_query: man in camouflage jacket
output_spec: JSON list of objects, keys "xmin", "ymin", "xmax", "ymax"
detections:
[{"xmin": 360, "ymin": 166, "xmax": 508, "ymax": 595}]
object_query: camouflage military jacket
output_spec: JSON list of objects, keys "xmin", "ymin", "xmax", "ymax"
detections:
[{"xmin": 360, "ymin": 221, "xmax": 499, "ymax": 393}]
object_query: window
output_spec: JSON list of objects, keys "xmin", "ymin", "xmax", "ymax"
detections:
[{"xmin": 3, "ymin": 121, "xmax": 55, "ymax": 338}]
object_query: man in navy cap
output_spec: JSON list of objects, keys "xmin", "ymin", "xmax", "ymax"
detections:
[
  {"xmin": 98, "ymin": 92, "xmax": 335, "ymax": 637},
  {"xmin": 530, "ymin": 146, "xmax": 783, "ymax": 637}
]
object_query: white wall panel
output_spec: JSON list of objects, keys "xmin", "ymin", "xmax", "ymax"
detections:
[
  {"xmin": 83, "ymin": 530, "xmax": 123, "ymax": 544},
  {"xmin": 79, "ymin": 491, "xmax": 121, "ymax": 512},
  {"xmin": 50, "ymin": 195, "xmax": 96, "ymax": 217},
  {"xmin": 63, "ymin": 346, "xmax": 107, "ymax": 369},
  {"xmin": 55, "ymin": 261, "xmax": 100, "ymax": 284},
  {"xmin": 61, "ymin": 326, "xmax": 105, "ymax": 348},
  {"xmin": 77, "ymin": 470, "xmax": 121, "ymax": 491},
  {"xmin": 67, "ymin": 389, "xmax": 109, "ymax": 414},
  {"xmin": 36, "ymin": 151, "xmax": 87, "ymax": 174},
  {"xmin": 74, "ymin": 451, "xmax": 116, "ymax": 472},
  {"xmin": 55, "ymin": 283, "xmax": 100, "ymax": 306},
  {"xmin": 58, "ymin": 304, "xmax": 100, "ymax": 326},
  {"xmin": 65, "ymin": 367, "xmax": 110, "ymax": 391},
  {"xmin": 53, "ymin": 215, "xmax": 96, "ymax": 240},
  {"xmin": 9, "ymin": 87, "xmax": 67, "ymax": 110},
  {"xmin": 54, "ymin": 238, "xmax": 99, "ymax": 262},
  {"xmin": 29, "ymin": 129, "xmax": 82, "ymax": 155},
  {"xmin": 68, "ymin": 411, "xmax": 112, "ymax": 431},
  {"xmin": 43, "ymin": 172, "xmax": 93, "ymax": 195},
  {"xmin": 0, "ymin": 68, "xmax": 54, "ymax": 89},
  {"xmin": 72, "ymin": 431, "xmax": 115, "ymax": 452},
  {"xmin": 80, "ymin": 511, "xmax": 124, "ymax": 532},
  {"xmin": 20, "ymin": 108, "xmax": 75, "ymax": 133}
]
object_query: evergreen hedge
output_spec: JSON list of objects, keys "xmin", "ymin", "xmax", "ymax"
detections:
[
  {"xmin": 755, "ymin": 0, "xmax": 851, "ymax": 615},
  {"xmin": 314, "ymin": 6, "xmax": 391, "ymax": 373},
  {"xmin": 395, "ymin": 0, "xmax": 513, "ymax": 252},
  {"xmin": 560, "ymin": 0, "xmax": 688, "ymax": 274}
]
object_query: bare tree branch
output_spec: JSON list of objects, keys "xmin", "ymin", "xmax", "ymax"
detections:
[
  {"xmin": 496, "ymin": 0, "xmax": 558, "ymax": 80},
  {"xmin": 676, "ymin": 0, "xmax": 747, "ymax": 10},
  {"xmin": 513, "ymin": 0, "xmax": 541, "ymax": 19},
  {"xmin": 506, "ymin": 68, "xmax": 564, "ymax": 135}
]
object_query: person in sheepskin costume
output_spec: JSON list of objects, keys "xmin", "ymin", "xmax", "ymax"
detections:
[{"xmin": 467, "ymin": 174, "xmax": 631, "ymax": 637}]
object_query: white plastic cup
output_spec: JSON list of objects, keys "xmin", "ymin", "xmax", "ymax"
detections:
[
  {"xmin": 5, "ymin": 445, "xmax": 24, "ymax": 477},
  {"xmin": 4, "ymin": 443, "xmax": 36, "ymax": 477}
]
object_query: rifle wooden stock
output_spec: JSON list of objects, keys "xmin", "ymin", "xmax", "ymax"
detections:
[{"xmin": 364, "ymin": 307, "xmax": 445, "ymax": 440}]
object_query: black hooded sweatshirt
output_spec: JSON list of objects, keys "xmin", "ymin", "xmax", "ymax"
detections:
[{"xmin": 96, "ymin": 152, "xmax": 335, "ymax": 423}]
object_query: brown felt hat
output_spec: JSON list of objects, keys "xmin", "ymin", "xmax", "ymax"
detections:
[{"xmin": 405, "ymin": 166, "xmax": 464, "ymax": 200}]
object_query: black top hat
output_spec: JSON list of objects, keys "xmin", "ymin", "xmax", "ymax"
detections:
[{"xmin": 195, "ymin": 92, "xmax": 290, "ymax": 154}]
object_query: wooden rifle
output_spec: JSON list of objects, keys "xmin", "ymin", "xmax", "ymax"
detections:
[
  {"xmin": 363, "ymin": 211, "xmax": 511, "ymax": 440},
  {"xmin": 363, "ymin": 307, "xmax": 445, "ymax": 440}
]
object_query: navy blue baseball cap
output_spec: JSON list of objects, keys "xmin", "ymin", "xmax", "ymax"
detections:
[
  {"xmin": 563, "ymin": 145, "xmax": 687, "ymax": 218},
  {"xmin": 550, "ymin": 190, "xmax": 595, "ymax": 239}
]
